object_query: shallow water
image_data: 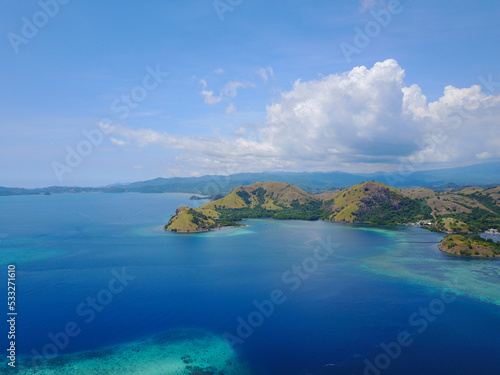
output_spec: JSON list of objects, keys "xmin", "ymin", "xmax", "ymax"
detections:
[{"xmin": 1, "ymin": 193, "xmax": 499, "ymax": 374}]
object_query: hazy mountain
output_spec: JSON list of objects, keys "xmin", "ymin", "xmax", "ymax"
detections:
[{"xmin": 1, "ymin": 162, "xmax": 499, "ymax": 196}]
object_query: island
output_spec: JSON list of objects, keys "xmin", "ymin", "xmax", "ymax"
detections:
[
  {"xmin": 165, "ymin": 181, "xmax": 500, "ymax": 258},
  {"xmin": 439, "ymin": 234, "xmax": 500, "ymax": 257}
]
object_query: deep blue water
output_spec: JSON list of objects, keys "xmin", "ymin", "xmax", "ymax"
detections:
[{"xmin": 1, "ymin": 193, "xmax": 499, "ymax": 374}]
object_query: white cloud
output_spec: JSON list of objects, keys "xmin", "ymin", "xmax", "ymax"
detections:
[
  {"xmin": 214, "ymin": 68, "xmax": 224, "ymax": 74},
  {"xmin": 99, "ymin": 123, "xmax": 277, "ymax": 159},
  {"xmin": 199, "ymin": 79, "xmax": 253, "ymax": 104},
  {"xmin": 257, "ymin": 66, "xmax": 274, "ymax": 83},
  {"xmin": 226, "ymin": 103, "xmax": 236, "ymax": 115},
  {"xmin": 199, "ymin": 79, "xmax": 222, "ymax": 105},
  {"xmin": 222, "ymin": 81, "xmax": 254, "ymax": 98},
  {"xmin": 263, "ymin": 59, "xmax": 412, "ymax": 163},
  {"xmin": 110, "ymin": 137, "xmax": 128, "ymax": 146},
  {"xmin": 102, "ymin": 60, "xmax": 500, "ymax": 175},
  {"xmin": 230, "ymin": 122, "xmax": 262, "ymax": 140}
]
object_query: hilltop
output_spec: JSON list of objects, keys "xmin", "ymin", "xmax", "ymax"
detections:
[{"xmin": 323, "ymin": 181, "xmax": 432, "ymax": 224}]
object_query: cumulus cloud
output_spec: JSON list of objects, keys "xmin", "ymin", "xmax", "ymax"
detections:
[
  {"xmin": 104, "ymin": 59, "xmax": 500, "ymax": 175},
  {"xmin": 401, "ymin": 82, "xmax": 500, "ymax": 165},
  {"xmin": 264, "ymin": 59, "xmax": 412, "ymax": 164}
]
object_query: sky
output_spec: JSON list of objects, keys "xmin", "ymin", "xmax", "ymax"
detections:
[{"xmin": 1, "ymin": 0, "xmax": 499, "ymax": 188}]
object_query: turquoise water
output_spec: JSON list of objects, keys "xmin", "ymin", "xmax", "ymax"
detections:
[{"xmin": 1, "ymin": 193, "xmax": 499, "ymax": 374}]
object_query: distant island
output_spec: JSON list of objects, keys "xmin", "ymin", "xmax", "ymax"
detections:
[{"xmin": 165, "ymin": 181, "xmax": 500, "ymax": 258}]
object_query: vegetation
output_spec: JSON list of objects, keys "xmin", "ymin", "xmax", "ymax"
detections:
[
  {"xmin": 440, "ymin": 234, "xmax": 500, "ymax": 258},
  {"xmin": 324, "ymin": 181, "xmax": 432, "ymax": 225},
  {"xmin": 401, "ymin": 185, "xmax": 500, "ymax": 233}
]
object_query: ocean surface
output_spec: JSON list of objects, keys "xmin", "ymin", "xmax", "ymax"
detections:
[{"xmin": 1, "ymin": 193, "xmax": 499, "ymax": 374}]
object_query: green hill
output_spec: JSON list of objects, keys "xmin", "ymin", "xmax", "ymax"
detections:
[{"xmin": 324, "ymin": 181, "xmax": 432, "ymax": 224}]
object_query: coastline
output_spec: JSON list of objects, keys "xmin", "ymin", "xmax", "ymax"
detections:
[{"xmin": 164, "ymin": 223, "xmax": 250, "ymax": 234}]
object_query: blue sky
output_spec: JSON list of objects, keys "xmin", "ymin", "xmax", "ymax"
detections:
[{"xmin": 1, "ymin": 0, "xmax": 499, "ymax": 187}]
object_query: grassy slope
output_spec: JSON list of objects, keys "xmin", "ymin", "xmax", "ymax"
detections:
[
  {"xmin": 324, "ymin": 181, "xmax": 431, "ymax": 224},
  {"xmin": 165, "ymin": 206, "xmax": 220, "ymax": 233},
  {"xmin": 324, "ymin": 181, "xmax": 396, "ymax": 222}
]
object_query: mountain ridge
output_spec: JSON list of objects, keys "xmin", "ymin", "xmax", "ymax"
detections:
[{"xmin": 1, "ymin": 162, "xmax": 499, "ymax": 196}]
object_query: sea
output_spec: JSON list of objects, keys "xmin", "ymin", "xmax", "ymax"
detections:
[{"xmin": 0, "ymin": 193, "xmax": 499, "ymax": 374}]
